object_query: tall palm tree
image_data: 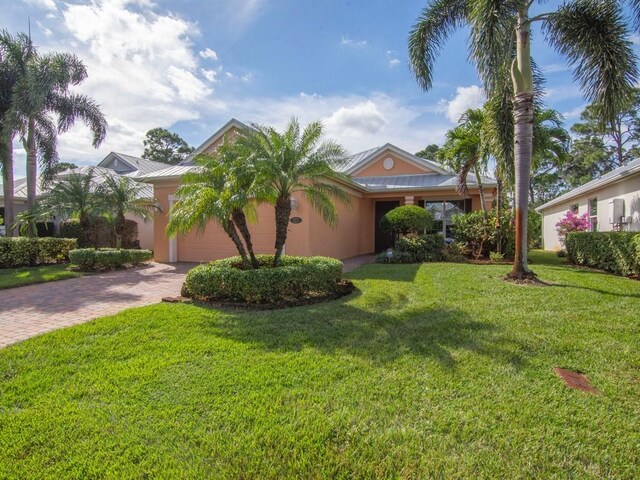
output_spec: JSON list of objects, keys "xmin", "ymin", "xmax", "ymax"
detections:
[
  {"xmin": 0, "ymin": 30, "xmax": 107, "ymax": 209},
  {"xmin": 239, "ymin": 118, "xmax": 351, "ymax": 266},
  {"xmin": 437, "ymin": 107, "xmax": 490, "ymax": 214},
  {"xmin": 97, "ymin": 173, "xmax": 159, "ymax": 248},
  {"xmin": 409, "ymin": 0, "xmax": 638, "ymax": 279},
  {"xmin": 166, "ymin": 151, "xmax": 255, "ymax": 268}
]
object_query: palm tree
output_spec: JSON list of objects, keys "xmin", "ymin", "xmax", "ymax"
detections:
[
  {"xmin": 166, "ymin": 151, "xmax": 255, "ymax": 268},
  {"xmin": 409, "ymin": 0, "xmax": 638, "ymax": 279},
  {"xmin": 0, "ymin": 30, "xmax": 107, "ymax": 209},
  {"xmin": 42, "ymin": 168, "xmax": 102, "ymax": 225},
  {"xmin": 437, "ymin": 108, "xmax": 490, "ymax": 214},
  {"xmin": 97, "ymin": 173, "xmax": 159, "ymax": 248},
  {"xmin": 530, "ymin": 108, "xmax": 571, "ymax": 204},
  {"xmin": 239, "ymin": 118, "xmax": 351, "ymax": 266}
]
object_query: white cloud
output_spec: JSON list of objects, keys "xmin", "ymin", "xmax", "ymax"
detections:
[
  {"xmin": 442, "ymin": 85, "xmax": 485, "ymax": 123},
  {"xmin": 631, "ymin": 33, "xmax": 640, "ymax": 45},
  {"xmin": 36, "ymin": 20, "xmax": 53, "ymax": 36},
  {"xmin": 22, "ymin": 0, "xmax": 57, "ymax": 11},
  {"xmin": 325, "ymin": 101, "xmax": 387, "ymax": 136},
  {"xmin": 167, "ymin": 66, "xmax": 212, "ymax": 102},
  {"xmin": 541, "ymin": 63, "xmax": 569, "ymax": 74},
  {"xmin": 9, "ymin": 0, "xmax": 221, "ymax": 171},
  {"xmin": 543, "ymin": 85, "xmax": 583, "ymax": 101},
  {"xmin": 341, "ymin": 35, "xmax": 367, "ymax": 48},
  {"xmin": 386, "ymin": 50, "xmax": 400, "ymax": 68},
  {"xmin": 201, "ymin": 68, "xmax": 218, "ymax": 82},
  {"xmin": 199, "ymin": 48, "xmax": 218, "ymax": 61},
  {"xmin": 562, "ymin": 105, "xmax": 586, "ymax": 120}
]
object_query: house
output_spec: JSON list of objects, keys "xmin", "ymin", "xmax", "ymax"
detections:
[
  {"xmin": 140, "ymin": 119, "xmax": 497, "ymax": 263},
  {"xmin": 0, "ymin": 152, "xmax": 167, "ymax": 249},
  {"xmin": 536, "ymin": 158, "xmax": 640, "ymax": 250}
]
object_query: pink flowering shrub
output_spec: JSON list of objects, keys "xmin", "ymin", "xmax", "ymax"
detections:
[{"xmin": 556, "ymin": 211, "xmax": 591, "ymax": 247}]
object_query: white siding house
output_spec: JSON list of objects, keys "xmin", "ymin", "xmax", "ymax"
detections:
[{"xmin": 537, "ymin": 158, "xmax": 640, "ymax": 251}]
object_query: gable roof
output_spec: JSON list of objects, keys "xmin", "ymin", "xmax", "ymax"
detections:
[
  {"xmin": 180, "ymin": 118, "xmax": 249, "ymax": 165},
  {"xmin": 343, "ymin": 143, "xmax": 451, "ymax": 175},
  {"xmin": 97, "ymin": 152, "xmax": 168, "ymax": 177},
  {"xmin": 536, "ymin": 157, "xmax": 640, "ymax": 211}
]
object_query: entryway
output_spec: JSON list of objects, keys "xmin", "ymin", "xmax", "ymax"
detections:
[{"xmin": 374, "ymin": 200, "xmax": 399, "ymax": 252}]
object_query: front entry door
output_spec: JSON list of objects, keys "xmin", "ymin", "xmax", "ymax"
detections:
[{"xmin": 374, "ymin": 201, "xmax": 400, "ymax": 252}]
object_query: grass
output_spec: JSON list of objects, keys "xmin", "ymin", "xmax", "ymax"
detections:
[
  {"xmin": 0, "ymin": 264, "xmax": 82, "ymax": 290},
  {"xmin": 0, "ymin": 251, "xmax": 638, "ymax": 478}
]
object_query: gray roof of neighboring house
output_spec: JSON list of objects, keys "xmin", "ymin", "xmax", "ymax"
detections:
[
  {"xmin": 98, "ymin": 152, "xmax": 169, "ymax": 177},
  {"xmin": 353, "ymin": 173, "xmax": 497, "ymax": 192},
  {"xmin": 536, "ymin": 157, "xmax": 640, "ymax": 211},
  {"xmin": 136, "ymin": 165, "xmax": 198, "ymax": 181}
]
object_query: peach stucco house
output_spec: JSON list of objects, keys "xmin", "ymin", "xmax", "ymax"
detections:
[{"xmin": 140, "ymin": 119, "xmax": 497, "ymax": 263}]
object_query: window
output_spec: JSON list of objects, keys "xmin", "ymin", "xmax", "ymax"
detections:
[
  {"xmin": 423, "ymin": 200, "xmax": 468, "ymax": 238},
  {"xmin": 588, "ymin": 198, "xmax": 598, "ymax": 231}
]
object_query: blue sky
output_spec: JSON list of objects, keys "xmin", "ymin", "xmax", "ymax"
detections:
[{"xmin": 4, "ymin": 0, "xmax": 639, "ymax": 175}]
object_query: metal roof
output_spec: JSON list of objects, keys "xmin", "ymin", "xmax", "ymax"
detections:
[
  {"xmin": 98, "ymin": 152, "xmax": 169, "ymax": 177},
  {"xmin": 180, "ymin": 118, "xmax": 249, "ymax": 165},
  {"xmin": 353, "ymin": 173, "xmax": 496, "ymax": 192},
  {"xmin": 136, "ymin": 165, "xmax": 198, "ymax": 181},
  {"xmin": 536, "ymin": 157, "xmax": 640, "ymax": 211}
]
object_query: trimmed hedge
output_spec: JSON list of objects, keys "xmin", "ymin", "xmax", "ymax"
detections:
[
  {"xmin": 380, "ymin": 206, "xmax": 434, "ymax": 236},
  {"xmin": 0, "ymin": 238, "xmax": 77, "ymax": 268},
  {"xmin": 565, "ymin": 232, "xmax": 640, "ymax": 276},
  {"xmin": 376, "ymin": 234, "xmax": 445, "ymax": 264},
  {"xmin": 184, "ymin": 255, "xmax": 343, "ymax": 304},
  {"xmin": 69, "ymin": 248, "xmax": 153, "ymax": 271}
]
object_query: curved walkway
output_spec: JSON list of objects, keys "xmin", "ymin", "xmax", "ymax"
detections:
[{"xmin": 0, "ymin": 263, "xmax": 193, "ymax": 348}]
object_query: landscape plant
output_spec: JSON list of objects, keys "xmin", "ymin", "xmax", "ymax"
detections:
[
  {"xmin": 380, "ymin": 205, "xmax": 434, "ymax": 239},
  {"xmin": 565, "ymin": 231, "xmax": 640, "ymax": 275},
  {"xmin": 555, "ymin": 210, "xmax": 590, "ymax": 248}
]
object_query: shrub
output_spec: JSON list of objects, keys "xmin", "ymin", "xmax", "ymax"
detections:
[
  {"xmin": 489, "ymin": 251, "xmax": 505, "ymax": 262},
  {"xmin": 555, "ymin": 211, "xmax": 590, "ymax": 248},
  {"xmin": 528, "ymin": 209, "xmax": 542, "ymax": 248},
  {"xmin": 451, "ymin": 210, "xmax": 514, "ymax": 259},
  {"xmin": 565, "ymin": 232, "xmax": 640, "ymax": 276},
  {"xmin": 60, "ymin": 216, "xmax": 139, "ymax": 248},
  {"xmin": 380, "ymin": 206, "xmax": 434, "ymax": 237},
  {"xmin": 184, "ymin": 255, "xmax": 343, "ymax": 304},
  {"xmin": 69, "ymin": 248, "xmax": 153, "ymax": 271},
  {"xmin": 0, "ymin": 237, "xmax": 77, "ymax": 268},
  {"xmin": 59, "ymin": 219, "xmax": 89, "ymax": 247},
  {"xmin": 376, "ymin": 234, "xmax": 445, "ymax": 264}
]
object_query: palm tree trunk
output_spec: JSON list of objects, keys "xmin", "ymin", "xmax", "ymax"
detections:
[
  {"xmin": 1, "ymin": 137, "xmax": 15, "ymax": 237},
  {"xmin": 222, "ymin": 220, "xmax": 250, "ymax": 268},
  {"xmin": 273, "ymin": 195, "xmax": 291, "ymax": 266},
  {"xmin": 25, "ymin": 117, "xmax": 37, "ymax": 209},
  {"xmin": 509, "ymin": 7, "xmax": 535, "ymax": 279},
  {"xmin": 473, "ymin": 165, "xmax": 487, "ymax": 215},
  {"xmin": 231, "ymin": 208, "xmax": 259, "ymax": 269},
  {"xmin": 496, "ymin": 176, "xmax": 502, "ymax": 254}
]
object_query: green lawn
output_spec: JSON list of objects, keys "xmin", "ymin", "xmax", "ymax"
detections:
[
  {"xmin": 0, "ymin": 251, "xmax": 638, "ymax": 478},
  {"xmin": 0, "ymin": 264, "xmax": 82, "ymax": 290}
]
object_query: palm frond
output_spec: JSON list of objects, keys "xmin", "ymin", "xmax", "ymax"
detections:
[
  {"xmin": 544, "ymin": 0, "xmax": 639, "ymax": 124},
  {"xmin": 408, "ymin": 0, "xmax": 469, "ymax": 91}
]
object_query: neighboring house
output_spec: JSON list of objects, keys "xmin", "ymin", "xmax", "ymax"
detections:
[
  {"xmin": 537, "ymin": 158, "xmax": 640, "ymax": 250},
  {"xmin": 140, "ymin": 118, "xmax": 497, "ymax": 263},
  {"xmin": 0, "ymin": 152, "xmax": 167, "ymax": 249}
]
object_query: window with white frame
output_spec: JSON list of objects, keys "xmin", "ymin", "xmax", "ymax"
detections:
[{"xmin": 588, "ymin": 197, "xmax": 598, "ymax": 231}]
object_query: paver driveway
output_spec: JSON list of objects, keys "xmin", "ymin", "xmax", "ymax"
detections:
[{"xmin": 0, "ymin": 262, "xmax": 193, "ymax": 348}]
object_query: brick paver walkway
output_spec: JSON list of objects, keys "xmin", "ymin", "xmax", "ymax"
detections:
[{"xmin": 0, "ymin": 262, "xmax": 193, "ymax": 348}]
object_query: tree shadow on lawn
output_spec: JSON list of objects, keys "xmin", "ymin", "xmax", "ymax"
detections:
[{"xmin": 204, "ymin": 290, "xmax": 531, "ymax": 370}]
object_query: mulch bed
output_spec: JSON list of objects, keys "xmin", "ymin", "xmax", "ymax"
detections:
[{"xmin": 170, "ymin": 280, "xmax": 356, "ymax": 311}]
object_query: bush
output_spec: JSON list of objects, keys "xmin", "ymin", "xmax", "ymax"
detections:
[
  {"xmin": 69, "ymin": 248, "xmax": 153, "ymax": 271},
  {"xmin": 184, "ymin": 255, "xmax": 343, "ymax": 304},
  {"xmin": 451, "ymin": 209, "xmax": 515, "ymax": 259},
  {"xmin": 60, "ymin": 217, "xmax": 140, "ymax": 248},
  {"xmin": 376, "ymin": 234, "xmax": 445, "ymax": 264},
  {"xmin": 0, "ymin": 237, "xmax": 77, "ymax": 268},
  {"xmin": 380, "ymin": 206, "xmax": 434, "ymax": 237},
  {"xmin": 565, "ymin": 232, "xmax": 640, "ymax": 276},
  {"xmin": 556, "ymin": 211, "xmax": 590, "ymax": 248},
  {"xmin": 59, "ymin": 219, "xmax": 89, "ymax": 247},
  {"xmin": 489, "ymin": 251, "xmax": 505, "ymax": 262}
]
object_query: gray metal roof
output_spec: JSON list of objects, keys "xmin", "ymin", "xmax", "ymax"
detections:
[
  {"xmin": 353, "ymin": 173, "xmax": 496, "ymax": 191},
  {"xmin": 136, "ymin": 165, "xmax": 197, "ymax": 180},
  {"xmin": 536, "ymin": 157, "xmax": 640, "ymax": 211},
  {"xmin": 337, "ymin": 147, "xmax": 381, "ymax": 172},
  {"xmin": 98, "ymin": 152, "xmax": 169, "ymax": 177},
  {"xmin": 181, "ymin": 118, "xmax": 249, "ymax": 165}
]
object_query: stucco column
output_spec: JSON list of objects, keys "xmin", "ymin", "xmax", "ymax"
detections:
[{"xmin": 405, "ymin": 195, "xmax": 415, "ymax": 206}]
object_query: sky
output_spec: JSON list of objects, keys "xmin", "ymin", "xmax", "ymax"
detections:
[{"xmin": 4, "ymin": 0, "xmax": 640, "ymax": 177}]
